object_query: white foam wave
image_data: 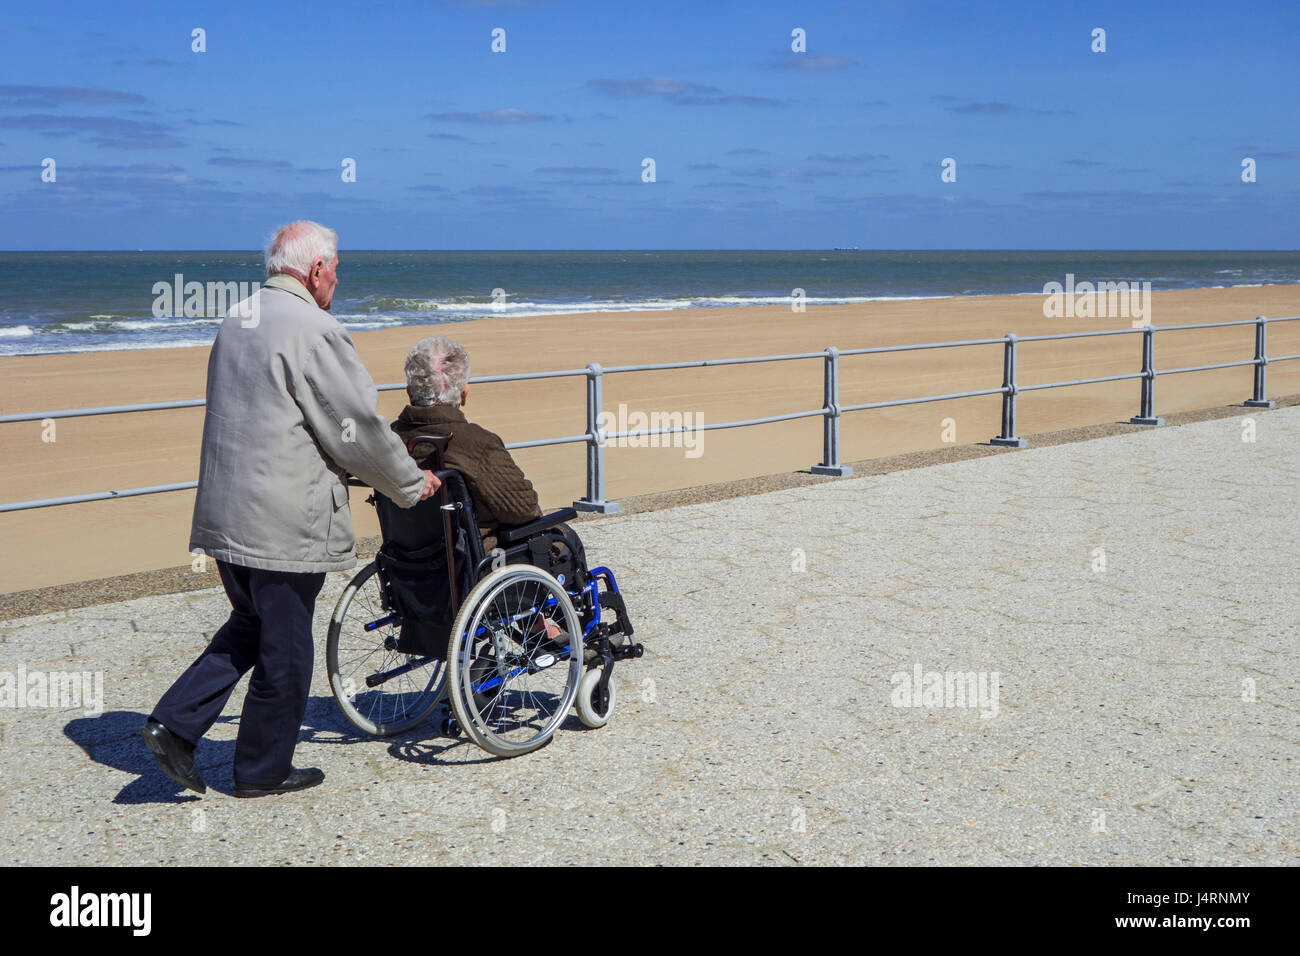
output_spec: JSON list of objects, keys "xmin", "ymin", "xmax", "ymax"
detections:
[
  {"xmin": 113, "ymin": 317, "xmax": 224, "ymax": 331},
  {"xmin": 341, "ymin": 293, "xmax": 960, "ymax": 318},
  {"xmin": 50, "ymin": 317, "xmax": 223, "ymax": 333},
  {"xmin": 0, "ymin": 337, "xmax": 215, "ymax": 356}
]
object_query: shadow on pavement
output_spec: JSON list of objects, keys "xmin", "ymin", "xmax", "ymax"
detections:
[{"xmin": 64, "ymin": 694, "xmax": 477, "ymax": 803}]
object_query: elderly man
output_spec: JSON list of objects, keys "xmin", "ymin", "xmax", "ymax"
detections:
[{"xmin": 141, "ymin": 221, "xmax": 438, "ymax": 798}]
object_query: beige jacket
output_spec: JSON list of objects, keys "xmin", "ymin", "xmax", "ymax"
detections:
[{"xmin": 189, "ymin": 274, "xmax": 425, "ymax": 572}]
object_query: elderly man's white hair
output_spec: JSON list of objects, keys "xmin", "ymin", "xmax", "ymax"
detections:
[
  {"xmin": 405, "ymin": 336, "xmax": 471, "ymax": 406},
  {"xmin": 265, "ymin": 220, "xmax": 338, "ymax": 278}
]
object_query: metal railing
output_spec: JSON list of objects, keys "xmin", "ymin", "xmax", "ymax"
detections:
[{"xmin": 2, "ymin": 314, "xmax": 1297, "ymax": 515}]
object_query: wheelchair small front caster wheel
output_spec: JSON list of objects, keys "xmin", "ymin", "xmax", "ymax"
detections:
[
  {"xmin": 576, "ymin": 667, "xmax": 616, "ymax": 728},
  {"xmin": 440, "ymin": 714, "xmax": 462, "ymax": 738}
]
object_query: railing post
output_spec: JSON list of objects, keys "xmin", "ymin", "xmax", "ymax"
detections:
[
  {"xmin": 990, "ymin": 333, "xmax": 1028, "ymax": 447},
  {"xmin": 1244, "ymin": 314, "xmax": 1276, "ymax": 408},
  {"xmin": 1129, "ymin": 324, "xmax": 1164, "ymax": 425},
  {"xmin": 573, "ymin": 362, "xmax": 620, "ymax": 514},
  {"xmin": 811, "ymin": 346, "xmax": 854, "ymax": 476}
]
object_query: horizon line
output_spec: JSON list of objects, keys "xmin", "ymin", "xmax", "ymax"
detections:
[{"xmin": 2, "ymin": 248, "xmax": 1299, "ymax": 254}]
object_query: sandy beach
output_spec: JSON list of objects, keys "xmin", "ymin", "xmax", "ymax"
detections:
[{"xmin": 2, "ymin": 284, "xmax": 1298, "ymax": 593}]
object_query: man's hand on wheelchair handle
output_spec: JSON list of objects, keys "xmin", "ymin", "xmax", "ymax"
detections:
[{"xmin": 419, "ymin": 469, "xmax": 441, "ymax": 501}]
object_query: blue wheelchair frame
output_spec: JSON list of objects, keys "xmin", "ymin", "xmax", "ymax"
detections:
[{"xmin": 355, "ymin": 469, "xmax": 639, "ymax": 712}]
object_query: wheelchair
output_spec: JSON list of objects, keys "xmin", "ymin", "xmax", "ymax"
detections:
[{"xmin": 325, "ymin": 436, "xmax": 641, "ymax": 757}]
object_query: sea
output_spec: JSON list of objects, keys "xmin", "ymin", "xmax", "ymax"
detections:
[{"xmin": 1, "ymin": 250, "xmax": 1297, "ymax": 357}]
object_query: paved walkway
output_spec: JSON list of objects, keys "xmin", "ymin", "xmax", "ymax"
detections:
[{"xmin": 2, "ymin": 409, "xmax": 1297, "ymax": 865}]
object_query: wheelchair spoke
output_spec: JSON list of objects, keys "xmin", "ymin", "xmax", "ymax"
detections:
[
  {"xmin": 451, "ymin": 568, "xmax": 581, "ymax": 753},
  {"xmin": 327, "ymin": 560, "xmax": 446, "ymax": 736}
]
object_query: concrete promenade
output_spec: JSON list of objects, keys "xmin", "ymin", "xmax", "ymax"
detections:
[{"xmin": 1, "ymin": 408, "xmax": 1296, "ymax": 865}]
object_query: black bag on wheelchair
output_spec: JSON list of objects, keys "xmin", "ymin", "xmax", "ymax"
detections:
[
  {"xmin": 373, "ymin": 495, "xmax": 474, "ymax": 658},
  {"xmin": 506, "ymin": 523, "xmax": 588, "ymax": 589}
]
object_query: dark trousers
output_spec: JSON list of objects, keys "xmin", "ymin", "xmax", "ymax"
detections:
[{"xmin": 151, "ymin": 560, "xmax": 325, "ymax": 787}]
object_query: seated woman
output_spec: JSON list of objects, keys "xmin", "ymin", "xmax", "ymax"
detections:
[
  {"xmin": 392, "ymin": 335, "xmax": 585, "ymax": 576},
  {"xmin": 392, "ymin": 336, "xmax": 544, "ymax": 549},
  {"xmin": 393, "ymin": 336, "xmax": 584, "ymax": 645},
  {"xmin": 392, "ymin": 336, "xmax": 614, "ymax": 657}
]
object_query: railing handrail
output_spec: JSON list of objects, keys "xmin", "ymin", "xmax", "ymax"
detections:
[
  {"xmin": 5, "ymin": 315, "xmax": 1298, "ymax": 425},
  {"xmin": 2, "ymin": 313, "xmax": 1298, "ymax": 514}
]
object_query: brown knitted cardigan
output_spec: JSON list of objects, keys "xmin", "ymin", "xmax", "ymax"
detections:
[{"xmin": 390, "ymin": 403, "xmax": 542, "ymax": 533}]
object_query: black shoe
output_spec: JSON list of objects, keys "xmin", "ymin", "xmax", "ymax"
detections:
[
  {"xmin": 140, "ymin": 719, "xmax": 206, "ymax": 795},
  {"xmin": 233, "ymin": 767, "xmax": 325, "ymax": 798}
]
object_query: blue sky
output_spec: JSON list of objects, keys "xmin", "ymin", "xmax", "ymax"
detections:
[{"xmin": 1, "ymin": 0, "xmax": 1297, "ymax": 249}]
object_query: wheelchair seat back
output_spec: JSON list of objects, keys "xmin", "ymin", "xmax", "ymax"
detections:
[{"xmin": 372, "ymin": 468, "xmax": 482, "ymax": 657}]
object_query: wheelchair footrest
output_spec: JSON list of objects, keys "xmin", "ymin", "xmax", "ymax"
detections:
[{"xmin": 598, "ymin": 589, "xmax": 634, "ymax": 639}]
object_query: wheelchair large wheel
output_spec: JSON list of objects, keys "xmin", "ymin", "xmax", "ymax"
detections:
[
  {"xmin": 446, "ymin": 564, "xmax": 583, "ymax": 757},
  {"xmin": 326, "ymin": 560, "xmax": 447, "ymax": 736}
]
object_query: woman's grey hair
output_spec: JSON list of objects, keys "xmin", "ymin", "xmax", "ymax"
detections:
[
  {"xmin": 405, "ymin": 336, "xmax": 471, "ymax": 406},
  {"xmin": 265, "ymin": 220, "xmax": 338, "ymax": 278}
]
